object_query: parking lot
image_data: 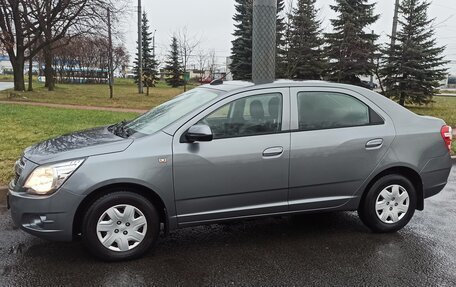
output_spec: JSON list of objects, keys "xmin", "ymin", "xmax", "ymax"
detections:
[{"xmin": 0, "ymin": 163, "xmax": 455, "ymax": 286}]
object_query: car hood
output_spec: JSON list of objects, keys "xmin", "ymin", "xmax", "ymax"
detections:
[{"xmin": 23, "ymin": 126, "xmax": 134, "ymax": 165}]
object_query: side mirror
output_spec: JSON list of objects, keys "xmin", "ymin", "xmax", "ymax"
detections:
[{"xmin": 186, "ymin": 124, "xmax": 213, "ymax": 143}]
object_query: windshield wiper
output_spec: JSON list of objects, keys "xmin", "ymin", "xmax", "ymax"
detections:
[{"xmin": 108, "ymin": 120, "xmax": 133, "ymax": 138}]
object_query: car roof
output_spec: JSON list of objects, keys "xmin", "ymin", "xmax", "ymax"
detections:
[
  {"xmin": 200, "ymin": 79, "xmax": 419, "ymax": 123},
  {"xmin": 202, "ymin": 79, "xmax": 367, "ymax": 93}
]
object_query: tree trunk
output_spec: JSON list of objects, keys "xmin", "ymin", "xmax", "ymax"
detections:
[
  {"xmin": 28, "ymin": 56, "xmax": 33, "ymax": 92},
  {"xmin": 44, "ymin": 46, "xmax": 55, "ymax": 91},
  {"xmin": 107, "ymin": 7, "xmax": 114, "ymax": 99},
  {"xmin": 183, "ymin": 67, "xmax": 187, "ymax": 92},
  {"xmin": 399, "ymin": 92, "xmax": 406, "ymax": 106},
  {"xmin": 12, "ymin": 56, "xmax": 26, "ymax": 91}
]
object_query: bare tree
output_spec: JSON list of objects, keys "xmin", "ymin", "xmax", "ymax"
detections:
[
  {"xmin": 113, "ymin": 44, "xmax": 129, "ymax": 78},
  {"xmin": 0, "ymin": 0, "xmax": 39, "ymax": 91},
  {"xmin": 0, "ymin": 0, "xmax": 126, "ymax": 91},
  {"xmin": 177, "ymin": 27, "xmax": 200, "ymax": 91},
  {"xmin": 196, "ymin": 49, "xmax": 208, "ymax": 84},
  {"xmin": 207, "ymin": 49, "xmax": 217, "ymax": 80},
  {"xmin": 51, "ymin": 35, "xmax": 128, "ymax": 87},
  {"xmin": 25, "ymin": 0, "xmax": 125, "ymax": 91}
]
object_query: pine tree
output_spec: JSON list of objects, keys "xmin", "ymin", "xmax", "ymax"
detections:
[
  {"xmin": 381, "ymin": 0, "xmax": 448, "ymax": 106},
  {"xmin": 133, "ymin": 12, "xmax": 159, "ymax": 95},
  {"xmin": 230, "ymin": 0, "xmax": 286, "ymax": 81},
  {"xmin": 325, "ymin": 0, "xmax": 379, "ymax": 85},
  {"xmin": 165, "ymin": 36, "xmax": 184, "ymax": 88},
  {"xmin": 275, "ymin": 0, "xmax": 287, "ymax": 78},
  {"xmin": 230, "ymin": 0, "xmax": 253, "ymax": 80},
  {"xmin": 287, "ymin": 0, "xmax": 325, "ymax": 80}
]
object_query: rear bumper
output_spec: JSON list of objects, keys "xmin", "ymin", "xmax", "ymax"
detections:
[
  {"xmin": 8, "ymin": 187, "xmax": 84, "ymax": 242},
  {"xmin": 420, "ymin": 154, "xmax": 453, "ymax": 199}
]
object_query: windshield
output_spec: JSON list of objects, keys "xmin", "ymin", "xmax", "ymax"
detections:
[{"xmin": 125, "ymin": 88, "xmax": 221, "ymax": 135}]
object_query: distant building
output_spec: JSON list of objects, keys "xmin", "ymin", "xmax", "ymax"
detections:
[
  {"xmin": 0, "ymin": 55, "xmax": 13, "ymax": 74},
  {"xmin": 225, "ymin": 57, "xmax": 233, "ymax": 81},
  {"xmin": 443, "ymin": 61, "xmax": 456, "ymax": 88},
  {"xmin": 0, "ymin": 55, "xmax": 40, "ymax": 75}
]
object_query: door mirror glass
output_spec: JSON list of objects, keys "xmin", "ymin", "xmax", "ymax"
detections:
[{"xmin": 186, "ymin": 124, "xmax": 213, "ymax": 142}]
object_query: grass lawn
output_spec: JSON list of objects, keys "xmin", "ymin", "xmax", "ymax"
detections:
[
  {"xmin": 0, "ymin": 104, "xmax": 138, "ymax": 186},
  {"xmin": 408, "ymin": 96, "xmax": 456, "ymax": 128},
  {"xmin": 440, "ymin": 90, "xmax": 456, "ymax": 94},
  {"xmin": 0, "ymin": 79, "xmax": 195, "ymax": 110},
  {"xmin": 0, "ymin": 74, "xmax": 14, "ymax": 82}
]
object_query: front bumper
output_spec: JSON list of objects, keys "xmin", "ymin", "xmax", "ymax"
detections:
[{"xmin": 8, "ymin": 187, "xmax": 84, "ymax": 242}]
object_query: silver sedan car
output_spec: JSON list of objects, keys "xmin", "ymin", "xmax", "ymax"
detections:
[{"xmin": 8, "ymin": 80, "xmax": 453, "ymax": 261}]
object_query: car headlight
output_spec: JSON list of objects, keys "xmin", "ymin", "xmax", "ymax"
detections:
[{"xmin": 24, "ymin": 159, "xmax": 85, "ymax": 195}]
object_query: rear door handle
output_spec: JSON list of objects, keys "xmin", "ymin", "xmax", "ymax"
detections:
[
  {"xmin": 366, "ymin": 139, "xmax": 383, "ymax": 150},
  {"xmin": 263, "ymin": 146, "xmax": 284, "ymax": 157}
]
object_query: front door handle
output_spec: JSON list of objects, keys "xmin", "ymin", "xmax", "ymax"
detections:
[
  {"xmin": 366, "ymin": 139, "xmax": 383, "ymax": 150},
  {"xmin": 263, "ymin": 146, "xmax": 284, "ymax": 157}
]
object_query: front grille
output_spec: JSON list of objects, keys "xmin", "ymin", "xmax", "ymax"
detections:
[
  {"xmin": 13, "ymin": 157, "xmax": 25, "ymax": 186},
  {"xmin": 13, "ymin": 173, "xmax": 20, "ymax": 185}
]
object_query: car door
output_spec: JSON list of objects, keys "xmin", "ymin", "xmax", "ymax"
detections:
[
  {"xmin": 172, "ymin": 88, "xmax": 291, "ymax": 225},
  {"xmin": 288, "ymin": 87, "xmax": 395, "ymax": 211}
]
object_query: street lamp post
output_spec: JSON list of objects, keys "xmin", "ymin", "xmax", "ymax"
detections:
[
  {"xmin": 138, "ymin": 0, "xmax": 143, "ymax": 94},
  {"xmin": 153, "ymin": 29, "xmax": 157, "ymax": 59}
]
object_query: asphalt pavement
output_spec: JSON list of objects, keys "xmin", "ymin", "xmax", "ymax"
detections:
[
  {"xmin": 0, "ymin": 164, "xmax": 455, "ymax": 286},
  {"xmin": 0, "ymin": 82, "xmax": 13, "ymax": 91}
]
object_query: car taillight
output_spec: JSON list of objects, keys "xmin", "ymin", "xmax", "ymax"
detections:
[{"xmin": 441, "ymin": 125, "xmax": 452, "ymax": 152}]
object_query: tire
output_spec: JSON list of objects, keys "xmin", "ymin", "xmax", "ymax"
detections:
[
  {"xmin": 82, "ymin": 191, "xmax": 160, "ymax": 261},
  {"xmin": 358, "ymin": 174, "xmax": 417, "ymax": 233}
]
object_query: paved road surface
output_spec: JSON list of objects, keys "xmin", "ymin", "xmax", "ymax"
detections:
[
  {"xmin": 0, "ymin": 82, "xmax": 13, "ymax": 91},
  {"xmin": 0, "ymin": 164, "xmax": 455, "ymax": 286}
]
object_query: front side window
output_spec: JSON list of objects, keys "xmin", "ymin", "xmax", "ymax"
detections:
[
  {"xmin": 199, "ymin": 93, "xmax": 283, "ymax": 139},
  {"xmin": 297, "ymin": 91, "xmax": 371, "ymax": 131}
]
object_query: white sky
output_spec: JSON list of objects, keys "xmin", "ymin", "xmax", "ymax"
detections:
[{"xmin": 123, "ymin": 0, "xmax": 456, "ymax": 73}]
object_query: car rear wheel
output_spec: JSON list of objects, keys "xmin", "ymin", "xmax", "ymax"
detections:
[
  {"xmin": 358, "ymin": 174, "xmax": 416, "ymax": 233},
  {"xmin": 82, "ymin": 191, "xmax": 160, "ymax": 261}
]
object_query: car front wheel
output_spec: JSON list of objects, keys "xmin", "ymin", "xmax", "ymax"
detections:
[
  {"xmin": 358, "ymin": 174, "xmax": 417, "ymax": 233},
  {"xmin": 82, "ymin": 191, "xmax": 160, "ymax": 261}
]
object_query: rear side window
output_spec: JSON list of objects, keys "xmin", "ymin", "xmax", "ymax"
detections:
[{"xmin": 297, "ymin": 91, "xmax": 381, "ymax": 131}]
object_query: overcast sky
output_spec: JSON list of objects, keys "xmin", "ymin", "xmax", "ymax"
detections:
[{"xmin": 123, "ymin": 0, "xmax": 456, "ymax": 73}]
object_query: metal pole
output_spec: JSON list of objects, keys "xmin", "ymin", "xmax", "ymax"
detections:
[
  {"xmin": 153, "ymin": 29, "xmax": 156, "ymax": 59},
  {"xmin": 370, "ymin": 30, "xmax": 374, "ymax": 86},
  {"xmin": 138, "ymin": 0, "xmax": 143, "ymax": 94},
  {"xmin": 252, "ymin": 0, "xmax": 277, "ymax": 84},
  {"xmin": 391, "ymin": 0, "xmax": 400, "ymax": 48},
  {"xmin": 107, "ymin": 7, "xmax": 114, "ymax": 99}
]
